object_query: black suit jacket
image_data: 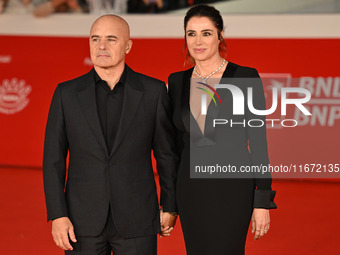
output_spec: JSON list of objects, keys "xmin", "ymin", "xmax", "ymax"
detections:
[
  {"xmin": 168, "ymin": 62, "xmax": 276, "ymax": 209},
  {"xmin": 43, "ymin": 65, "xmax": 178, "ymax": 238}
]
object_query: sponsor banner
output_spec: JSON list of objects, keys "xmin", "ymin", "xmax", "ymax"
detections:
[{"xmin": 0, "ymin": 36, "xmax": 339, "ymax": 170}]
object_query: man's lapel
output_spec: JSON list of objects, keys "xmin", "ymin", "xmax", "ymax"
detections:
[
  {"xmin": 110, "ymin": 66, "xmax": 144, "ymax": 157},
  {"xmin": 76, "ymin": 69, "xmax": 108, "ymax": 155}
]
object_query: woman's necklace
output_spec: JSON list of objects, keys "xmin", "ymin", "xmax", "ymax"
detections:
[{"xmin": 193, "ymin": 59, "xmax": 226, "ymax": 83}]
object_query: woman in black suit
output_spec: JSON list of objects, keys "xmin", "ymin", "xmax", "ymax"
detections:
[{"xmin": 168, "ymin": 4, "xmax": 277, "ymax": 255}]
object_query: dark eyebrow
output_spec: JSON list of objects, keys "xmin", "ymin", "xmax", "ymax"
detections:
[
  {"xmin": 90, "ymin": 35, "xmax": 118, "ymax": 39},
  {"xmin": 186, "ymin": 29, "xmax": 214, "ymax": 33}
]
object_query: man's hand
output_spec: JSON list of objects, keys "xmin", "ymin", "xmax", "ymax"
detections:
[
  {"xmin": 52, "ymin": 217, "xmax": 77, "ymax": 250},
  {"xmin": 251, "ymin": 208, "xmax": 270, "ymax": 240},
  {"xmin": 160, "ymin": 209, "xmax": 177, "ymax": 237}
]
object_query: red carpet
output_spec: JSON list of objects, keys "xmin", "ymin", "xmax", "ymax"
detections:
[{"xmin": 1, "ymin": 167, "xmax": 339, "ymax": 255}]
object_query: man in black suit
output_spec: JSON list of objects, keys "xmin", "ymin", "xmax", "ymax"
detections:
[{"xmin": 43, "ymin": 15, "xmax": 178, "ymax": 255}]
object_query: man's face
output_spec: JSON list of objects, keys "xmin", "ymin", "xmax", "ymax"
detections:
[{"xmin": 89, "ymin": 16, "xmax": 132, "ymax": 69}]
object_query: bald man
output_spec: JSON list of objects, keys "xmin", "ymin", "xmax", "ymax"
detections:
[{"xmin": 43, "ymin": 15, "xmax": 178, "ymax": 255}]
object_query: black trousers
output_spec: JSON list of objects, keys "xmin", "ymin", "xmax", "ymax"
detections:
[{"xmin": 65, "ymin": 209, "xmax": 157, "ymax": 255}]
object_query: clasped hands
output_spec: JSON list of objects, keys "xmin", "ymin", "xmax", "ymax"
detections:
[{"xmin": 160, "ymin": 208, "xmax": 178, "ymax": 238}]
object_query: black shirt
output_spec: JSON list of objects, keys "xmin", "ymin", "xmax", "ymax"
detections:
[{"xmin": 95, "ymin": 67, "xmax": 126, "ymax": 153}]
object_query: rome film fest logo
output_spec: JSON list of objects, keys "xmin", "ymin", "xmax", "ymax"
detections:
[{"xmin": 0, "ymin": 78, "xmax": 32, "ymax": 114}]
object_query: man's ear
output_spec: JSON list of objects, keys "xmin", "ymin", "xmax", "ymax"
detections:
[{"xmin": 126, "ymin": 40, "xmax": 133, "ymax": 54}]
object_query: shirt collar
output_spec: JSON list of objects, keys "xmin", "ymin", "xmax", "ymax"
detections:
[{"xmin": 94, "ymin": 65, "xmax": 127, "ymax": 86}]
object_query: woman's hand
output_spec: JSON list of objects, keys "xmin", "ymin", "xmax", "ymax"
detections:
[{"xmin": 251, "ymin": 208, "xmax": 270, "ymax": 240}]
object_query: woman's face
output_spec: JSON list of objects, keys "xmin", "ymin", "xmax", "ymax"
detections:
[{"xmin": 185, "ymin": 16, "xmax": 223, "ymax": 62}]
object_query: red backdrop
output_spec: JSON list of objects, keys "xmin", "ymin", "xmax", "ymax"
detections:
[{"xmin": 0, "ymin": 36, "xmax": 339, "ymax": 178}]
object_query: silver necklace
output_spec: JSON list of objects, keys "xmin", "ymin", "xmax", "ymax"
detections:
[{"xmin": 193, "ymin": 59, "xmax": 226, "ymax": 83}]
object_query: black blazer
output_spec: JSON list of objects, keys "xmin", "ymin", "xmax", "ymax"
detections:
[
  {"xmin": 43, "ymin": 65, "xmax": 178, "ymax": 238},
  {"xmin": 168, "ymin": 62, "xmax": 276, "ymax": 209}
]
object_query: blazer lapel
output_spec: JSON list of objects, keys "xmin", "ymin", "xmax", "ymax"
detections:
[
  {"xmin": 180, "ymin": 68, "xmax": 213, "ymax": 146},
  {"xmin": 110, "ymin": 66, "xmax": 143, "ymax": 157},
  {"xmin": 76, "ymin": 69, "xmax": 108, "ymax": 155},
  {"xmin": 204, "ymin": 62, "xmax": 237, "ymax": 138},
  {"xmin": 182, "ymin": 62, "xmax": 238, "ymax": 146},
  {"xmin": 180, "ymin": 68, "xmax": 193, "ymax": 134}
]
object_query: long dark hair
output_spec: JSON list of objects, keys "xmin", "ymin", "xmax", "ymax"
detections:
[{"xmin": 183, "ymin": 4, "xmax": 227, "ymax": 65}]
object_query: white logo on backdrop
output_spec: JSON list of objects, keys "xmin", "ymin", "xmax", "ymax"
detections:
[
  {"xmin": 0, "ymin": 78, "xmax": 32, "ymax": 114},
  {"xmin": 296, "ymin": 77, "xmax": 340, "ymax": 127},
  {"xmin": 260, "ymin": 74, "xmax": 340, "ymax": 127},
  {"xmin": 84, "ymin": 57, "xmax": 93, "ymax": 66},
  {"xmin": 0, "ymin": 55, "xmax": 12, "ymax": 63}
]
